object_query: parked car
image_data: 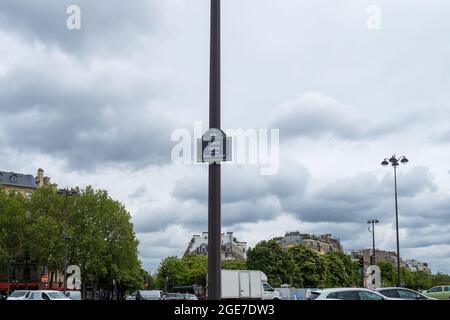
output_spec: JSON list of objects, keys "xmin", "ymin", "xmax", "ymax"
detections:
[
  {"xmin": 64, "ymin": 291, "xmax": 82, "ymax": 300},
  {"xmin": 422, "ymin": 286, "xmax": 450, "ymax": 299},
  {"xmin": 309, "ymin": 288, "xmax": 399, "ymax": 300},
  {"xmin": 135, "ymin": 290, "xmax": 163, "ymax": 300},
  {"xmin": 6, "ymin": 290, "xmax": 30, "ymax": 300},
  {"xmin": 376, "ymin": 287, "xmax": 435, "ymax": 300},
  {"xmin": 26, "ymin": 290, "xmax": 71, "ymax": 300},
  {"xmin": 162, "ymin": 293, "xmax": 198, "ymax": 300},
  {"xmin": 125, "ymin": 291, "xmax": 138, "ymax": 300}
]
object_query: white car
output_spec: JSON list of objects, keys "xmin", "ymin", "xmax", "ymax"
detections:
[
  {"xmin": 26, "ymin": 290, "xmax": 71, "ymax": 300},
  {"xmin": 125, "ymin": 291, "xmax": 138, "ymax": 300},
  {"xmin": 309, "ymin": 288, "xmax": 400, "ymax": 300},
  {"xmin": 376, "ymin": 287, "xmax": 436, "ymax": 300},
  {"xmin": 6, "ymin": 290, "xmax": 30, "ymax": 300},
  {"xmin": 64, "ymin": 291, "xmax": 82, "ymax": 300}
]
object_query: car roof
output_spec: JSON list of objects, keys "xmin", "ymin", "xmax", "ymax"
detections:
[
  {"xmin": 313, "ymin": 288, "xmax": 377, "ymax": 294},
  {"xmin": 376, "ymin": 287, "xmax": 413, "ymax": 291}
]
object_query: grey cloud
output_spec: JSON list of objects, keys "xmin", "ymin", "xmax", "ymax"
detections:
[
  {"xmin": 0, "ymin": 37, "xmax": 178, "ymax": 171},
  {"xmin": 271, "ymin": 92, "xmax": 403, "ymax": 141},
  {"xmin": 133, "ymin": 201, "xmax": 206, "ymax": 234},
  {"xmin": 222, "ymin": 196, "xmax": 281, "ymax": 227},
  {"xmin": 285, "ymin": 167, "xmax": 438, "ymax": 224},
  {"xmin": 130, "ymin": 185, "xmax": 147, "ymax": 199},
  {"xmin": 0, "ymin": 0, "xmax": 162, "ymax": 56},
  {"xmin": 388, "ymin": 166, "xmax": 437, "ymax": 198}
]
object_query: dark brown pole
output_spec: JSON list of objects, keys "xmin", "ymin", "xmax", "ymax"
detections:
[
  {"xmin": 208, "ymin": 0, "xmax": 221, "ymax": 300},
  {"xmin": 372, "ymin": 220, "xmax": 376, "ymax": 265},
  {"xmin": 394, "ymin": 164, "xmax": 401, "ymax": 287}
]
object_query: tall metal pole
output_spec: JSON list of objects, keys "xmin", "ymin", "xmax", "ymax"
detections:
[
  {"xmin": 63, "ymin": 192, "xmax": 68, "ymax": 294},
  {"xmin": 208, "ymin": 0, "xmax": 221, "ymax": 300},
  {"xmin": 393, "ymin": 165, "xmax": 401, "ymax": 287},
  {"xmin": 371, "ymin": 220, "xmax": 376, "ymax": 265},
  {"xmin": 64, "ymin": 237, "xmax": 68, "ymax": 293}
]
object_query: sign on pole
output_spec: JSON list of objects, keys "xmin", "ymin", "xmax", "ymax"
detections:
[{"xmin": 197, "ymin": 128, "xmax": 232, "ymax": 164}]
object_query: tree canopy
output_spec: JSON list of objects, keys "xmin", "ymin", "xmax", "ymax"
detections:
[{"xmin": 0, "ymin": 186, "xmax": 145, "ymax": 298}]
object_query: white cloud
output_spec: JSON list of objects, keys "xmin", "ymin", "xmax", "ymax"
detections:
[{"xmin": 1, "ymin": 0, "xmax": 450, "ymax": 274}]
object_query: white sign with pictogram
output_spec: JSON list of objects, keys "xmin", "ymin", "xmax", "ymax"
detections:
[{"xmin": 197, "ymin": 128, "xmax": 232, "ymax": 164}]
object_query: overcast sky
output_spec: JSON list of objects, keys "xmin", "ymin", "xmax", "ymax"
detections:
[{"xmin": 1, "ymin": 0, "xmax": 450, "ymax": 274}]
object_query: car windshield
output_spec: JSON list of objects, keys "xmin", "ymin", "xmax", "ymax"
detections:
[
  {"xmin": 378, "ymin": 289, "xmax": 399, "ymax": 298},
  {"xmin": 308, "ymin": 292, "xmax": 321, "ymax": 300},
  {"xmin": 140, "ymin": 291, "xmax": 161, "ymax": 299},
  {"xmin": 46, "ymin": 292, "xmax": 67, "ymax": 299},
  {"xmin": 10, "ymin": 291, "xmax": 27, "ymax": 297}
]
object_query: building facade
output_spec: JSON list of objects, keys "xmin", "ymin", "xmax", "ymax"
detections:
[
  {"xmin": 405, "ymin": 259, "xmax": 431, "ymax": 273},
  {"xmin": 274, "ymin": 231, "xmax": 343, "ymax": 254},
  {"xmin": 0, "ymin": 168, "xmax": 58, "ymax": 295},
  {"xmin": 0, "ymin": 168, "xmax": 56, "ymax": 195},
  {"xmin": 185, "ymin": 232, "xmax": 247, "ymax": 261},
  {"xmin": 352, "ymin": 249, "xmax": 407, "ymax": 268}
]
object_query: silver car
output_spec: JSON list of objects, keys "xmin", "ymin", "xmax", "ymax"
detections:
[
  {"xmin": 309, "ymin": 288, "xmax": 399, "ymax": 300},
  {"xmin": 376, "ymin": 287, "xmax": 436, "ymax": 300},
  {"xmin": 26, "ymin": 290, "xmax": 71, "ymax": 300},
  {"xmin": 6, "ymin": 290, "xmax": 30, "ymax": 300}
]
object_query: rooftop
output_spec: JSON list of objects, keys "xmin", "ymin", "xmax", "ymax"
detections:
[{"xmin": 0, "ymin": 171, "xmax": 37, "ymax": 189}]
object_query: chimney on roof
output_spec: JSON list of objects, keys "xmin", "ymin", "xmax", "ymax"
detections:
[
  {"xmin": 43, "ymin": 176, "xmax": 51, "ymax": 186},
  {"xmin": 36, "ymin": 168, "xmax": 44, "ymax": 187}
]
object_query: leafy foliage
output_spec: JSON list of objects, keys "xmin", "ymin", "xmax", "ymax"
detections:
[{"xmin": 0, "ymin": 186, "xmax": 144, "ymax": 297}]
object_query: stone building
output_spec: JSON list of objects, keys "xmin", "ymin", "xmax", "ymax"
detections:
[
  {"xmin": 0, "ymin": 168, "xmax": 56, "ymax": 195},
  {"xmin": 185, "ymin": 232, "xmax": 247, "ymax": 261},
  {"xmin": 405, "ymin": 259, "xmax": 431, "ymax": 273},
  {"xmin": 352, "ymin": 249, "xmax": 407, "ymax": 268},
  {"xmin": 274, "ymin": 231, "xmax": 343, "ymax": 254}
]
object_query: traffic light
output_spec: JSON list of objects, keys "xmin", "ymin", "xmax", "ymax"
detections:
[
  {"xmin": 358, "ymin": 256, "xmax": 364, "ymax": 268},
  {"xmin": 370, "ymin": 255, "xmax": 375, "ymax": 265}
]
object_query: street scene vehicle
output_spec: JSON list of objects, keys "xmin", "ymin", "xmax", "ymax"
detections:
[
  {"xmin": 125, "ymin": 292, "xmax": 138, "ymax": 300},
  {"xmin": 422, "ymin": 286, "xmax": 450, "ymax": 299},
  {"xmin": 64, "ymin": 291, "xmax": 82, "ymax": 300},
  {"xmin": 162, "ymin": 293, "xmax": 198, "ymax": 300},
  {"xmin": 6, "ymin": 290, "xmax": 30, "ymax": 300},
  {"xmin": 26, "ymin": 290, "xmax": 71, "ymax": 300},
  {"xmin": 309, "ymin": 288, "xmax": 398, "ymax": 300},
  {"xmin": 135, "ymin": 290, "xmax": 163, "ymax": 300},
  {"xmin": 376, "ymin": 287, "xmax": 434, "ymax": 300},
  {"xmin": 221, "ymin": 270, "xmax": 281, "ymax": 300}
]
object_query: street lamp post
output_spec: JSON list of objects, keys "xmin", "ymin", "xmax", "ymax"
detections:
[
  {"xmin": 7, "ymin": 255, "xmax": 15, "ymax": 296},
  {"xmin": 58, "ymin": 188, "xmax": 78, "ymax": 293},
  {"xmin": 208, "ymin": 0, "xmax": 222, "ymax": 300},
  {"xmin": 381, "ymin": 155, "xmax": 409, "ymax": 287},
  {"xmin": 367, "ymin": 219, "xmax": 379, "ymax": 265},
  {"xmin": 63, "ymin": 235, "xmax": 71, "ymax": 294}
]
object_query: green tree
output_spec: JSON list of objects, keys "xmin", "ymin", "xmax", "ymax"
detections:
[
  {"xmin": 247, "ymin": 240, "xmax": 299, "ymax": 287},
  {"xmin": 0, "ymin": 188, "xmax": 27, "ymax": 270},
  {"xmin": 377, "ymin": 261, "xmax": 396, "ymax": 287},
  {"xmin": 324, "ymin": 251, "xmax": 355, "ymax": 287},
  {"xmin": 67, "ymin": 186, "xmax": 142, "ymax": 299},
  {"xmin": 287, "ymin": 245, "xmax": 329, "ymax": 288},
  {"xmin": 221, "ymin": 260, "xmax": 247, "ymax": 270},
  {"xmin": 156, "ymin": 256, "xmax": 188, "ymax": 290}
]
